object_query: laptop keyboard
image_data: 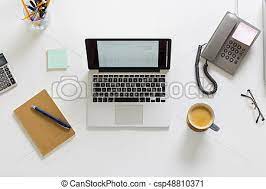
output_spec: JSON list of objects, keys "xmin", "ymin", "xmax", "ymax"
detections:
[{"xmin": 92, "ymin": 74, "xmax": 166, "ymax": 103}]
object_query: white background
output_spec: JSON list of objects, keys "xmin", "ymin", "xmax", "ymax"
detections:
[{"xmin": 0, "ymin": 0, "xmax": 265, "ymax": 176}]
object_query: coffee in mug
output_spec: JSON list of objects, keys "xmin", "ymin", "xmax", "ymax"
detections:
[{"xmin": 187, "ymin": 103, "xmax": 220, "ymax": 132}]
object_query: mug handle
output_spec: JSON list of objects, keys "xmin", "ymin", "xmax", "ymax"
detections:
[{"xmin": 210, "ymin": 124, "xmax": 220, "ymax": 132}]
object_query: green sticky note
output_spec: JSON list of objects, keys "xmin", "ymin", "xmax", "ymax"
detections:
[{"xmin": 47, "ymin": 49, "xmax": 68, "ymax": 70}]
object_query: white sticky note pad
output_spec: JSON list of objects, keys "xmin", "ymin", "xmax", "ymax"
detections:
[{"xmin": 232, "ymin": 22, "xmax": 259, "ymax": 46}]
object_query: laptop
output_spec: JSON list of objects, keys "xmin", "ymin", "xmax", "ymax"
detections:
[
  {"xmin": 85, "ymin": 39, "xmax": 172, "ymax": 128},
  {"xmin": 263, "ymin": 0, "xmax": 266, "ymax": 84}
]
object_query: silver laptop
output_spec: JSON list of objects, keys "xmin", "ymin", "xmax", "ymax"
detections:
[
  {"xmin": 263, "ymin": 0, "xmax": 266, "ymax": 83},
  {"xmin": 85, "ymin": 39, "xmax": 172, "ymax": 128}
]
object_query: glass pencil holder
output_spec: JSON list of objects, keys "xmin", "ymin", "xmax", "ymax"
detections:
[
  {"xmin": 22, "ymin": 0, "xmax": 49, "ymax": 31},
  {"xmin": 24, "ymin": 12, "xmax": 49, "ymax": 31}
]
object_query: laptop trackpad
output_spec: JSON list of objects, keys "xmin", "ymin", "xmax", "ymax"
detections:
[{"xmin": 115, "ymin": 105, "xmax": 143, "ymax": 125}]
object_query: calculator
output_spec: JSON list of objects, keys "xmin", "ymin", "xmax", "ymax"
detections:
[{"xmin": 0, "ymin": 53, "xmax": 17, "ymax": 94}]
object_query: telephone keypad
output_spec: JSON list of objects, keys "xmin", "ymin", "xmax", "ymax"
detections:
[{"xmin": 220, "ymin": 39, "xmax": 246, "ymax": 65}]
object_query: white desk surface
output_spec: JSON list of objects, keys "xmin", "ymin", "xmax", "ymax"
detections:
[{"xmin": 0, "ymin": 0, "xmax": 266, "ymax": 176}]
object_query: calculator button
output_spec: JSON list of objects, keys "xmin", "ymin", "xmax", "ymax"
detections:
[
  {"xmin": 228, "ymin": 51, "xmax": 232, "ymax": 55},
  {"xmin": 230, "ymin": 58, "xmax": 234, "ymax": 62},
  {"xmin": 234, "ymin": 60, "xmax": 238, "ymax": 64},
  {"xmin": 232, "ymin": 54, "xmax": 236, "ymax": 58},
  {"xmin": 231, "ymin": 47, "xmax": 235, "ymax": 51},
  {"xmin": 237, "ymin": 45, "xmax": 242, "ymax": 49},
  {"xmin": 229, "ymin": 40, "xmax": 233, "ymax": 44},
  {"xmin": 226, "ymin": 45, "xmax": 230, "ymax": 49},
  {"xmin": 221, "ymin": 53, "xmax": 225, "ymax": 57},
  {"xmin": 233, "ymin": 42, "xmax": 237, "ymax": 47},
  {"xmin": 224, "ymin": 49, "xmax": 228, "ymax": 53},
  {"xmin": 10, "ymin": 78, "xmax": 16, "ymax": 85},
  {"xmin": 225, "ymin": 56, "xmax": 229, "ymax": 60},
  {"xmin": 235, "ymin": 50, "xmax": 239, "ymax": 54}
]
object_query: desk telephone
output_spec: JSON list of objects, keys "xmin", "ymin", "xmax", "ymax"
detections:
[{"xmin": 195, "ymin": 12, "xmax": 260, "ymax": 95}]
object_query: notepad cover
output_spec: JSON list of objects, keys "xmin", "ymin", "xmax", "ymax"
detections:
[{"xmin": 14, "ymin": 90, "xmax": 75, "ymax": 156}]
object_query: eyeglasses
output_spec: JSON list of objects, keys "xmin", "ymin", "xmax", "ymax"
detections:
[{"xmin": 241, "ymin": 89, "xmax": 265, "ymax": 123}]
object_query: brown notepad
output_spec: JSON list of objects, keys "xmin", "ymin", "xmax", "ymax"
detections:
[{"xmin": 14, "ymin": 89, "xmax": 75, "ymax": 156}]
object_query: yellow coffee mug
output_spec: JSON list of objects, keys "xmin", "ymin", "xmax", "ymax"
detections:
[{"xmin": 187, "ymin": 103, "xmax": 220, "ymax": 132}]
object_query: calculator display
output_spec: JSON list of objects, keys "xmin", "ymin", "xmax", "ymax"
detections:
[{"xmin": 0, "ymin": 55, "xmax": 7, "ymax": 67}]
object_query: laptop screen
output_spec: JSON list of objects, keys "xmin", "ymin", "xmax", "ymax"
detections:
[
  {"xmin": 85, "ymin": 39, "xmax": 171, "ymax": 71},
  {"xmin": 97, "ymin": 41, "xmax": 159, "ymax": 68}
]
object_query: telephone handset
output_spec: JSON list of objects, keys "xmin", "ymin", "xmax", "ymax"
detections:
[{"xmin": 196, "ymin": 12, "xmax": 260, "ymax": 95}]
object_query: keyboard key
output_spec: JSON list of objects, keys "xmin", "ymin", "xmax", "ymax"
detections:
[
  {"xmin": 115, "ymin": 98, "xmax": 139, "ymax": 102},
  {"xmin": 94, "ymin": 88, "xmax": 101, "ymax": 92},
  {"xmin": 140, "ymin": 98, "xmax": 145, "ymax": 102},
  {"xmin": 94, "ymin": 83, "xmax": 100, "ymax": 87}
]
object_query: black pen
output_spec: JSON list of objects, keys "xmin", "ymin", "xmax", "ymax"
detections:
[{"xmin": 31, "ymin": 105, "xmax": 71, "ymax": 130}]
